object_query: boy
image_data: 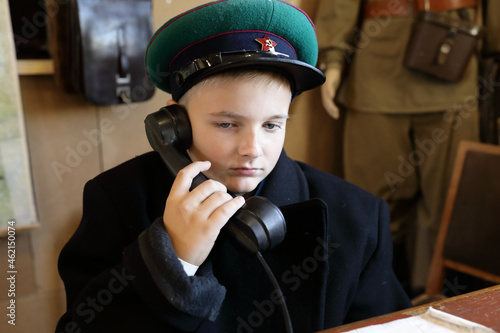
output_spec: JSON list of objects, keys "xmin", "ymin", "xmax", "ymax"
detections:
[{"xmin": 56, "ymin": 1, "xmax": 411, "ymax": 332}]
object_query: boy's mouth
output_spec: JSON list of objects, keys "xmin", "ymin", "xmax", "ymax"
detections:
[{"xmin": 230, "ymin": 167, "xmax": 261, "ymax": 176}]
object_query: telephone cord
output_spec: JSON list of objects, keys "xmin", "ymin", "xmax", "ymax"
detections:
[{"xmin": 256, "ymin": 251, "xmax": 294, "ymax": 333}]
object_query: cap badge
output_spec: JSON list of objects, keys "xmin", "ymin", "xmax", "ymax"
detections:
[{"xmin": 255, "ymin": 34, "xmax": 278, "ymax": 52}]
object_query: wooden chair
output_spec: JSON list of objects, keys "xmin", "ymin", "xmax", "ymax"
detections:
[{"xmin": 415, "ymin": 141, "xmax": 500, "ymax": 304}]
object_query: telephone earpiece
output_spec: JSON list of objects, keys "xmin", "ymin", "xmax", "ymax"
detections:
[
  {"xmin": 144, "ymin": 104, "xmax": 286, "ymax": 254},
  {"xmin": 145, "ymin": 104, "xmax": 192, "ymax": 150},
  {"xmin": 145, "ymin": 104, "xmax": 205, "ymax": 188}
]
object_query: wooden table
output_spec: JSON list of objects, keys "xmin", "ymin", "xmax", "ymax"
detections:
[{"xmin": 319, "ymin": 284, "xmax": 500, "ymax": 332}]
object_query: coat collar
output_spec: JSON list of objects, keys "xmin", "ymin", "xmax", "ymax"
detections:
[{"xmin": 259, "ymin": 150, "xmax": 310, "ymax": 206}]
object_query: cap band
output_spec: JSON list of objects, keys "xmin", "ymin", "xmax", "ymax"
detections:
[{"xmin": 174, "ymin": 51, "xmax": 292, "ymax": 88}]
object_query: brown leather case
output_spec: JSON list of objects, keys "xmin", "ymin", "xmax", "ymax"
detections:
[
  {"xmin": 404, "ymin": 11, "xmax": 482, "ymax": 82},
  {"xmin": 55, "ymin": 0, "xmax": 155, "ymax": 105}
]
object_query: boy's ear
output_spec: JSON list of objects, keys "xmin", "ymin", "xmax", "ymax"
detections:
[{"xmin": 166, "ymin": 99, "xmax": 178, "ymax": 106}]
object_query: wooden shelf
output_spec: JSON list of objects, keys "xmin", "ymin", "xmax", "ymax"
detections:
[{"xmin": 17, "ymin": 59, "xmax": 54, "ymax": 76}]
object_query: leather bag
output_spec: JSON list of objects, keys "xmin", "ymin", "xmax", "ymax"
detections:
[
  {"xmin": 403, "ymin": 10, "xmax": 482, "ymax": 82},
  {"xmin": 54, "ymin": 0, "xmax": 155, "ymax": 105}
]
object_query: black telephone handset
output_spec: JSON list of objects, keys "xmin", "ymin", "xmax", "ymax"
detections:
[{"xmin": 144, "ymin": 104, "xmax": 286, "ymax": 254}]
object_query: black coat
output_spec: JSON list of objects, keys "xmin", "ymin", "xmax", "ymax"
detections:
[{"xmin": 56, "ymin": 150, "xmax": 411, "ymax": 333}]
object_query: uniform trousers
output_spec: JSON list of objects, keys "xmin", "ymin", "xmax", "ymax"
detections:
[{"xmin": 343, "ymin": 108, "xmax": 479, "ymax": 288}]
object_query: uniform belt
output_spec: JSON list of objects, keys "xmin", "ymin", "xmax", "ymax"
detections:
[{"xmin": 364, "ymin": 0, "xmax": 478, "ymax": 20}]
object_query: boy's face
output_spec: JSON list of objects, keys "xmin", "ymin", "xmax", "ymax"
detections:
[{"xmin": 183, "ymin": 75, "xmax": 291, "ymax": 195}]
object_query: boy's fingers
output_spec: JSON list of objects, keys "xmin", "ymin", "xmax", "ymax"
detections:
[
  {"xmin": 209, "ymin": 196, "xmax": 246, "ymax": 230},
  {"xmin": 170, "ymin": 161, "xmax": 211, "ymax": 195}
]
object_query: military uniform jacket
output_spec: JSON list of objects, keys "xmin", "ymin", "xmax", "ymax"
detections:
[
  {"xmin": 56, "ymin": 150, "xmax": 411, "ymax": 333},
  {"xmin": 314, "ymin": 0, "xmax": 500, "ymax": 114}
]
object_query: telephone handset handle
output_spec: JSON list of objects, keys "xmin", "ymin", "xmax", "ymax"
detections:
[{"xmin": 144, "ymin": 105, "xmax": 286, "ymax": 254}]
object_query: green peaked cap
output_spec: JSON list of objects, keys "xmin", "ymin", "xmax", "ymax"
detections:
[{"xmin": 146, "ymin": 0, "xmax": 325, "ymax": 100}]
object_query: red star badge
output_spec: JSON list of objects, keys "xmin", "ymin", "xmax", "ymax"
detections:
[{"xmin": 255, "ymin": 35, "xmax": 277, "ymax": 52}]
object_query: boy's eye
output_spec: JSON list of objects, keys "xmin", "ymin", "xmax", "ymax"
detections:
[
  {"xmin": 216, "ymin": 123, "xmax": 233, "ymax": 129},
  {"xmin": 264, "ymin": 123, "xmax": 281, "ymax": 130}
]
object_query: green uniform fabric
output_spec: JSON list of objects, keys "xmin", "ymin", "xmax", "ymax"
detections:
[
  {"xmin": 343, "ymin": 110, "xmax": 479, "ymax": 239},
  {"xmin": 315, "ymin": 0, "xmax": 500, "ymax": 288},
  {"xmin": 315, "ymin": 2, "xmax": 481, "ymax": 114}
]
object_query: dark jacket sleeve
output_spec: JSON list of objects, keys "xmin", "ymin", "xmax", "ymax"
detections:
[{"xmin": 56, "ymin": 176, "xmax": 225, "ymax": 333}]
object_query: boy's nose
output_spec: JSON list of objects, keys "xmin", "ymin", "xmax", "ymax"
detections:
[{"xmin": 238, "ymin": 132, "xmax": 263, "ymax": 158}]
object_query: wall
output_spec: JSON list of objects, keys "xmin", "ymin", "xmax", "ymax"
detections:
[{"xmin": 0, "ymin": 1, "xmax": 341, "ymax": 332}]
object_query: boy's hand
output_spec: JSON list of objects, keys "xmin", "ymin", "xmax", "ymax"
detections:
[
  {"xmin": 163, "ymin": 161, "xmax": 245, "ymax": 266},
  {"xmin": 320, "ymin": 67, "xmax": 342, "ymax": 119}
]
